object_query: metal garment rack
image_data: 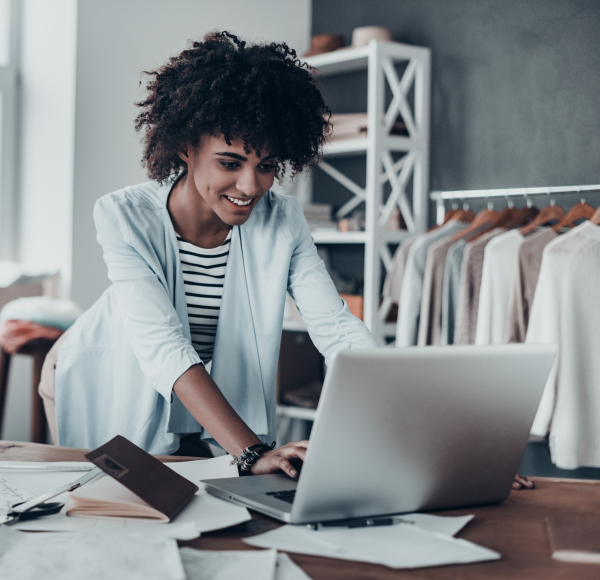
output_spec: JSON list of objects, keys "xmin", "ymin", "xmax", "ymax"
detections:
[{"xmin": 430, "ymin": 184, "xmax": 600, "ymax": 225}]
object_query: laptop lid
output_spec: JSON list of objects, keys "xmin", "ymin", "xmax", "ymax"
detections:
[{"xmin": 289, "ymin": 344, "xmax": 556, "ymax": 523}]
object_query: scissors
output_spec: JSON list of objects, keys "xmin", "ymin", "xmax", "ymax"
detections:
[{"xmin": 2, "ymin": 466, "xmax": 104, "ymax": 525}]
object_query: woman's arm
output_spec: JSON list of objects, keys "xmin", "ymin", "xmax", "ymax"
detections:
[
  {"xmin": 173, "ymin": 364, "xmax": 306, "ymax": 477},
  {"xmin": 284, "ymin": 197, "xmax": 378, "ymax": 361}
]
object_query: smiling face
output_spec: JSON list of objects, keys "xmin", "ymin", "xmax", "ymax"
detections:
[{"xmin": 179, "ymin": 134, "xmax": 277, "ymax": 227}]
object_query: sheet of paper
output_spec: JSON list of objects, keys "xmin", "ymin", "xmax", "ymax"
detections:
[
  {"xmin": 386, "ymin": 513, "xmax": 473, "ymax": 537},
  {"xmin": 0, "ymin": 526, "xmax": 25, "ymax": 559},
  {"xmin": 0, "ymin": 532, "xmax": 186, "ymax": 580},
  {"xmin": 13, "ymin": 457, "xmax": 250, "ymax": 537},
  {"xmin": 0, "ymin": 474, "xmax": 35, "ymax": 512},
  {"xmin": 180, "ymin": 548, "xmax": 277, "ymax": 580},
  {"xmin": 13, "ymin": 512, "xmax": 201, "ymax": 539},
  {"xmin": 0, "ymin": 463, "xmax": 94, "ymax": 497},
  {"xmin": 166, "ymin": 455, "xmax": 238, "ymax": 490},
  {"xmin": 245, "ymin": 523, "xmax": 500, "ymax": 569}
]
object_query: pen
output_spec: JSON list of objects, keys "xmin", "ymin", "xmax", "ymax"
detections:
[{"xmin": 308, "ymin": 516, "xmax": 413, "ymax": 531}]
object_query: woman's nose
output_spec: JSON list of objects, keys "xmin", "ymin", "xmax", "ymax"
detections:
[{"xmin": 236, "ymin": 169, "xmax": 260, "ymax": 196}]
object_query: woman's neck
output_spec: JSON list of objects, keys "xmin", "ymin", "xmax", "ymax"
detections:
[{"xmin": 168, "ymin": 173, "xmax": 231, "ymax": 248}]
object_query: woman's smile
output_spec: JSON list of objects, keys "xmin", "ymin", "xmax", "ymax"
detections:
[{"xmin": 224, "ymin": 195, "xmax": 257, "ymax": 210}]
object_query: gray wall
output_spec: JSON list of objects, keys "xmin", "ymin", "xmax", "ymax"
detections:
[
  {"xmin": 312, "ymin": 0, "xmax": 600, "ymax": 217},
  {"xmin": 71, "ymin": 0, "xmax": 311, "ymax": 309}
]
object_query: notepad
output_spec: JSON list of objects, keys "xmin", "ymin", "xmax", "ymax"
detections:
[
  {"xmin": 66, "ymin": 435, "xmax": 198, "ymax": 522},
  {"xmin": 547, "ymin": 516, "xmax": 600, "ymax": 564},
  {"xmin": 67, "ymin": 476, "xmax": 170, "ymax": 521}
]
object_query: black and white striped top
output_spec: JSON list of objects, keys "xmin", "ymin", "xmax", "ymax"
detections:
[{"xmin": 177, "ymin": 230, "xmax": 232, "ymax": 365}]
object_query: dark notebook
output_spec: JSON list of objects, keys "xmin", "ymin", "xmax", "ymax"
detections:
[
  {"xmin": 67, "ymin": 435, "xmax": 198, "ymax": 522},
  {"xmin": 547, "ymin": 516, "xmax": 600, "ymax": 564}
]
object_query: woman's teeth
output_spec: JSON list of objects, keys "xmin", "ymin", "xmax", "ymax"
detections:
[{"xmin": 226, "ymin": 196, "xmax": 252, "ymax": 207}]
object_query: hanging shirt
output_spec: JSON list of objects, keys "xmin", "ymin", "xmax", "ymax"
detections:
[
  {"xmin": 177, "ymin": 230, "xmax": 232, "ymax": 365},
  {"xmin": 475, "ymin": 229, "xmax": 524, "ymax": 345},
  {"xmin": 396, "ymin": 220, "xmax": 467, "ymax": 347},
  {"xmin": 382, "ymin": 232, "xmax": 420, "ymax": 306},
  {"xmin": 417, "ymin": 229, "xmax": 466, "ymax": 346},
  {"xmin": 526, "ymin": 221, "xmax": 600, "ymax": 469},
  {"xmin": 504, "ymin": 228, "xmax": 557, "ymax": 343},
  {"xmin": 440, "ymin": 239, "xmax": 466, "ymax": 345},
  {"xmin": 454, "ymin": 228, "xmax": 506, "ymax": 345}
]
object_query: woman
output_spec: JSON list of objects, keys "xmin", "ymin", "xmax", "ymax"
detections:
[{"xmin": 39, "ymin": 32, "xmax": 378, "ymax": 477}]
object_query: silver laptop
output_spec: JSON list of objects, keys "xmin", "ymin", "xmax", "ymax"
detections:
[{"xmin": 203, "ymin": 344, "xmax": 555, "ymax": 524}]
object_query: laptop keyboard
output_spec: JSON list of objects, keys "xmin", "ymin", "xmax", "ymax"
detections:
[{"xmin": 266, "ymin": 489, "xmax": 296, "ymax": 504}]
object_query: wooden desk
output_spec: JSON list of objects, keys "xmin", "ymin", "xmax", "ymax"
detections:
[{"xmin": 1, "ymin": 440, "xmax": 599, "ymax": 580}]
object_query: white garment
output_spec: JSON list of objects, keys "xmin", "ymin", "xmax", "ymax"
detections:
[
  {"xmin": 526, "ymin": 221, "xmax": 600, "ymax": 469},
  {"xmin": 395, "ymin": 220, "xmax": 467, "ymax": 347},
  {"xmin": 475, "ymin": 230, "xmax": 524, "ymax": 345}
]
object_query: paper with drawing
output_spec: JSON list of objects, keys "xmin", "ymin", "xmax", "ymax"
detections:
[{"xmin": 2, "ymin": 456, "xmax": 249, "ymax": 538}]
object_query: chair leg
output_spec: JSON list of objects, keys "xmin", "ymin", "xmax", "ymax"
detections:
[
  {"xmin": 31, "ymin": 351, "xmax": 47, "ymax": 444},
  {"xmin": 0, "ymin": 349, "xmax": 12, "ymax": 439}
]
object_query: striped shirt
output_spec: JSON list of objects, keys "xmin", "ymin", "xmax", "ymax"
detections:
[{"xmin": 177, "ymin": 230, "xmax": 232, "ymax": 365}]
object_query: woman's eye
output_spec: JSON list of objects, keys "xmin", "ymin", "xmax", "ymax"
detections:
[
  {"xmin": 259, "ymin": 164, "xmax": 277, "ymax": 172},
  {"xmin": 219, "ymin": 161, "xmax": 240, "ymax": 170}
]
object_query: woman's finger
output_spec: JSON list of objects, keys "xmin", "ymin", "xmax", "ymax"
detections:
[
  {"xmin": 282, "ymin": 440, "xmax": 309, "ymax": 450},
  {"xmin": 276, "ymin": 457, "xmax": 298, "ymax": 478},
  {"xmin": 515, "ymin": 474, "xmax": 535, "ymax": 489},
  {"xmin": 512, "ymin": 474, "xmax": 535, "ymax": 490},
  {"xmin": 278, "ymin": 446, "xmax": 307, "ymax": 460}
]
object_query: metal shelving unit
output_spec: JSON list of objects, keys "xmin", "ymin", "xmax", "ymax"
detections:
[
  {"xmin": 303, "ymin": 40, "xmax": 431, "ymax": 344},
  {"xmin": 277, "ymin": 41, "xmax": 431, "ymax": 432}
]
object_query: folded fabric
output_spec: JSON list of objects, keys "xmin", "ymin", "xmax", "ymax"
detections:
[
  {"xmin": 0, "ymin": 296, "xmax": 82, "ymax": 331},
  {"xmin": 0, "ymin": 320, "xmax": 63, "ymax": 354}
]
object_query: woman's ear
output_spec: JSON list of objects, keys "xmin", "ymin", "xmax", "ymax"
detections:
[{"xmin": 178, "ymin": 144, "xmax": 192, "ymax": 164}]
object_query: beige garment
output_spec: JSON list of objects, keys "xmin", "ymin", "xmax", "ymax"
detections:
[
  {"xmin": 453, "ymin": 228, "xmax": 506, "ymax": 345},
  {"xmin": 417, "ymin": 235, "xmax": 457, "ymax": 345},
  {"xmin": 38, "ymin": 329, "xmax": 71, "ymax": 445},
  {"xmin": 504, "ymin": 228, "xmax": 558, "ymax": 343},
  {"xmin": 381, "ymin": 233, "xmax": 420, "ymax": 305}
]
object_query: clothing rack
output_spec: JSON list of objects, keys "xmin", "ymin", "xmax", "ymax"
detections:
[{"xmin": 430, "ymin": 184, "xmax": 600, "ymax": 225}]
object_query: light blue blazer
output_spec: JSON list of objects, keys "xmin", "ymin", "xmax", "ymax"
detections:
[{"xmin": 55, "ymin": 181, "xmax": 378, "ymax": 454}]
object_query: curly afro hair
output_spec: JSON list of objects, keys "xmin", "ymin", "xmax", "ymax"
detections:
[{"xmin": 134, "ymin": 31, "xmax": 332, "ymax": 183}]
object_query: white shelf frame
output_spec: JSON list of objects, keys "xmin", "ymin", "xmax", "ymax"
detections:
[{"xmin": 304, "ymin": 40, "xmax": 431, "ymax": 343}]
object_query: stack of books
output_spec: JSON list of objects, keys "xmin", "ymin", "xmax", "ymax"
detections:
[
  {"xmin": 303, "ymin": 203, "xmax": 337, "ymax": 232},
  {"xmin": 330, "ymin": 113, "xmax": 408, "ymax": 141}
]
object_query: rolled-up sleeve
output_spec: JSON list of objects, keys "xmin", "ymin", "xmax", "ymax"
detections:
[
  {"xmin": 284, "ymin": 197, "xmax": 378, "ymax": 364},
  {"xmin": 94, "ymin": 196, "xmax": 201, "ymax": 402}
]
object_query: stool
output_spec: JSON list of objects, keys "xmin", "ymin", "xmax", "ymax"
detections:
[{"xmin": 0, "ymin": 337, "xmax": 58, "ymax": 443}]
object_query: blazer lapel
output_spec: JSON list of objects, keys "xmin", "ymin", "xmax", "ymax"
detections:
[{"xmin": 211, "ymin": 226, "xmax": 269, "ymax": 435}]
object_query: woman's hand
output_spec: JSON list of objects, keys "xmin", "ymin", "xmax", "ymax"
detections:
[
  {"xmin": 251, "ymin": 440, "xmax": 309, "ymax": 478},
  {"xmin": 512, "ymin": 473, "xmax": 535, "ymax": 490}
]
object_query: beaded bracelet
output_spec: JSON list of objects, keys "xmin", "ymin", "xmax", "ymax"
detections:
[{"xmin": 230, "ymin": 442, "xmax": 275, "ymax": 475}]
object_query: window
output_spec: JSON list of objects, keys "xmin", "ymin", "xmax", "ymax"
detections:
[{"xmin": 0, "ymin": 0, "xmax": 20, "ymax": 260}]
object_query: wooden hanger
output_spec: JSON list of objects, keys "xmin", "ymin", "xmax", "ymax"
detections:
[
  {"xmin": 452, "ymin": 205, "xmax": 499, "ymax": 241},
  {"xmin": 442, "ymin": 208, "xmax": 457, "ymax": 224},
  {"xmin": 520, "ymin": 202, "xmax": 566, "ymax": 235},
  {"xmin": 505, "ymin": 205, "xmax": 539, "ymax": 230},
  {"xmin": 591, "ymin": 206, "xmax": 600, "ymax": 225},
  {"xmin": 452, "ymin": 208, "xmax": 475, "ymax": 222},
  {"xmin": 551, "ymin": 200, "xmax": 595, "ymax": 231},
  {"xmin": 465, "ymin": 205, "xmax": 516, "ymax": 241}
]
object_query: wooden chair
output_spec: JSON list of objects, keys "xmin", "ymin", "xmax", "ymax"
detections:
[{"xmin": 0, "ymin": 337, "xmax": 58, "ymax": 443}]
